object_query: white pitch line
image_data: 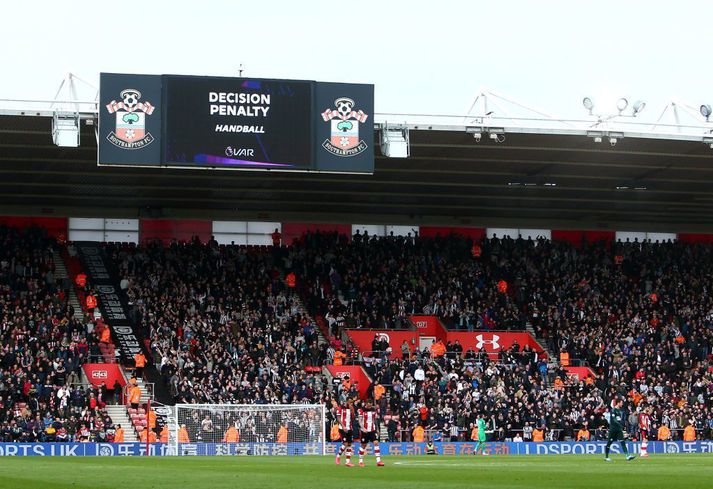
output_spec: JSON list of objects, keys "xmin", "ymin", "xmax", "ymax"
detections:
[{"xmin": 393, "ymin": 461, "xmax": 482, "ymax": 467}]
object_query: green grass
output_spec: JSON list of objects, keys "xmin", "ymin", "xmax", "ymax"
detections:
[{"xmin": 0, "ymin": 454, "xmax": 710, "ymax": 489}]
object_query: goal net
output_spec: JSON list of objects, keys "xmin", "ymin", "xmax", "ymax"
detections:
[{"xmin": 170, "ymin": 404, "xmax": 326, "ymax": 456}]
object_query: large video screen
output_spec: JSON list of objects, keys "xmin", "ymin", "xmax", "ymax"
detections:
[
  {"xmin": 98, "ymin": 73, "xmax": 375, "ymax": 174},
  {"xmin": 163, "ymin": 76, "xmax": 312, "ymax": 169}
]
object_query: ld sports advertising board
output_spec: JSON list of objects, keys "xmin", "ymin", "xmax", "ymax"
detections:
[{"xmin": 98, "ymin": 73, "xmax": 374, "ymax": 174}]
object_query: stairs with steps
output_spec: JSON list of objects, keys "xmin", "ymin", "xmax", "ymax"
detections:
[
  {"xmin": 294, "ymin": 297, "xmax": 328, "ymax": 346},
  {"xmin": 53, "ymin": 251, "xmax": 84, "ymax": 321},
  {"xmin": 105, "ymin": 373, "xmax": 153, "ymax": 442},
  {"xmin": 133, "ymin": 377, "xmax": 153, "ymax": 404},
  {"xmin": 282, "ymin": 279, "xmax": 328, "ymax": 346},
  {"xmin": 105, "ymin": 405, "xmax": 138, "ymax": 441},
  {"xmin": 279, "ymin": 269, "xmax": 328, "ymax": 346},
  {"xmin": 525, "ymin": 322, "xmax": 556, "ymax": 363},
  {"xmin": 321, "ymin": 366, "xmax": 335, "ymax": 393}
]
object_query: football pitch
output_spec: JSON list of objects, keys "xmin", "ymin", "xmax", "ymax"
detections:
[{"xmin": 0, "ymin": 454, "xmax": 711, "ymax": 489}]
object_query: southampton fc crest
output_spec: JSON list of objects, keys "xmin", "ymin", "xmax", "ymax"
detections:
[
  {"xmin": 105, "ymin": 89, "xmax": 155, "ymax": 150},
  {"xmin": 321, "ymin": 97, "xmax": 369, "ymax": 157}
]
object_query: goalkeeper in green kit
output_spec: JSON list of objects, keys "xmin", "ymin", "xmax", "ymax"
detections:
[
  {"xmin": 604, "ymin": 398, "xmax": 636, "ymax": 462},
  {"xmin": 474, "ymin": 416, "xmax": 488, "ymax": 456}
]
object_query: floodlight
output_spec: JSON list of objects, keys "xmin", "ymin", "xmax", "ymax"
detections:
[
  {"xmin": 380, "ymin": 126, "xmax": 410, "ymax": 158},
  {"xmin": 616, "ymin": 98, "xmax": 629, "ymax": 112},
  {"xmin": 582, "ymin": 97, "xmax": 594, "ymax": 111},
  {"xmin": 488, "ymin": 128, "xmax": 505, "ymax": 143},
  {"xmin": 587, "ymin": 130, "xmax": 603, "ymax": 143},
  {"xmin": 466, "ymin": 126, "xmax": 483, "ymax": 142},
  {"xmin": 609, "ymin": 132, "xmax": 624, "ymax": 146},
  {"xmin": 52, "ymin": 111, "xmax": 80, "ymax": 147},
  {"xmin": 632, "ymin": 100, "xmax": 646, "ymax": 116},
  {"xmin": 701, "ymin": 104, "xmax": 712, "ymax": 121}
]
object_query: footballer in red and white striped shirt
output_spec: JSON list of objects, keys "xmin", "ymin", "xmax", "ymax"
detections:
[
  {"xmin": 639, "ymin": 406, "xmax": 652, "ymax": 457},
  {"xmin": 357, "ymin": 401, "xmax": 384, "ymax": 467},
  {"xmin": 334, "ymin": 399, "xmax": 356, "ymax": 467}
]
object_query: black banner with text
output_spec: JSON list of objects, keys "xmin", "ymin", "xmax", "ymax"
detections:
[{"xmin": 76, "ymin": 243, "xmax": 145, "ymax": 364}]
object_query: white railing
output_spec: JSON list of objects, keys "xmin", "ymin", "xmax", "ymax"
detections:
[
  {"xmin": 1, "ymin": 97, "xmax": 711, "ymax": 142},
  {"xmin": 374, "ymin": 112, "xmax": 713, "ymax": 142}
]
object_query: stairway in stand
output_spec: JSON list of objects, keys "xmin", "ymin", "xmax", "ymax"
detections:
[
  {"xmin": 105, "ymin": 375, "xmax": 153, "ymax": 441},
  {"xmin": 292, "ymin": 294, "xmax": 328, "ymax": 346},
  {"xmin": 280, "ymin": 270, "xmax": 328, "ymax": 346},
  {"xmin": 525, "ymin": 322, "xmax": 556, "ymax": 362},
  {"xmin": 53, "ymin": 250, "xmax": 84, "ymax": 321},
  {"xmin": 134, "ymin": 377, "xmax": 152, "ymax": 404},
  {"xmin": 105, "ymin": 405, "xmax": 138, "ymax": 442}
]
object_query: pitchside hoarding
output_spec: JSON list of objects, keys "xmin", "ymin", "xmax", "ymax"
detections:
[
  {"xmin": 98, "ymin": 73, "xmax": 374, "ymax": 173},
  {"xmin": 1, "ymin": 441, "xmax": 711, "ymax": 457}
]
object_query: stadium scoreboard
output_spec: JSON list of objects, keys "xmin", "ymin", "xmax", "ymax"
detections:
[{"xmin": 98, "ymin": 73, "xmax": 374, "ymax": 174}]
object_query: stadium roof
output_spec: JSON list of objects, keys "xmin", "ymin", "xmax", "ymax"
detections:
[{"xmin": 2, "ymin": 107, "xmax": 713, "ymax": 232}]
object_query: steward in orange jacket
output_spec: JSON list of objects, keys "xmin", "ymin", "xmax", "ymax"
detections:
[
  {"xmin": 223, "ymin": 426, "xmax": 240, "ymax": 443},
  {"xmin": 114, "ymin": 426, "xmax": 125, "ymax": 443},
  {"xmin": 178, "ymin": 425, "xmax": 190, "ymax": 443}
]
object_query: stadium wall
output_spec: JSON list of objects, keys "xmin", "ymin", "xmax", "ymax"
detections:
[
  {"xmin": 347, "ymin": 328, "xmax": 545, "ymax": 358},
  {"xmin": 0, "ymin": 216, "xmax": 67, "ymax": 238},
  {"xmin": 0, "ymin": 215, "xmax": 707, "ymax": 244},
  {"xmin": 447, "ymin": 331, "xmax": 544, "ymax": 355},
  {"xmin": 324, "ymin": 365, "xmax": 372, "ymax": 398},
  {"xmin": 281, "ymin": 223, "xmax": 351, "ymax": 245},
  {"xmin": 419, "ymin": 226, "xmax": 486, "ymax": 239},
  {"xmin": 410, "ymin": 315, "xmax": 448, "ymax": 341},
  {"xmin": 1, "ymin": 441, "xmax": 711, "ymax": 457},
  {"xmin": 140, "ymin": 219, "xmax": 212, "ymax": 244}
]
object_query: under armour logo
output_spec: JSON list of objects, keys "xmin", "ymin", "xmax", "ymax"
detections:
[
  {"xmin": 475, "ymin": 334, "xmax": 500, "ymax": 350},
  {"xmin": 375, "ymin": 333, "xmax": 390, "ymax": 343}
]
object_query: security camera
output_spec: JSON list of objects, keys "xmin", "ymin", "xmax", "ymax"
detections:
[
  {"xmin": 609, "ymin": 137, "xmax": 618, "ymax": 146},
  {"xmin": 473, "ymin": 133, "xmax": 482, "ymax": 142}
]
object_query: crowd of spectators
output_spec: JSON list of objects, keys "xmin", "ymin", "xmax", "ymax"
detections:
[
  {"xmin": 177, "ymin": 407, "xmax": 322, "ymax": 444},
  {"xmin": 0, "ymin": 226, "xmax": 117, "ymax": 442},
  {"xmin": 107, "ymin": 232, "xmax": 712, "ymax": 443},
  {"xmin": 318, "ymin": 234, "xmax": 713, "ymax": 442},
  {"xmin": 2, "ymin": 225, "xmax": 711, "ymax": 444},
  {"xmin": 352, "ymin": 337, "xmax": 712, "ymax": 442},
  {"xmin": 110, "ymin": 239, "xmax": 329, "ymax": 406},
  {"xmin": 288, "ymin": 231, "xmax": 524, "ymax": 332}
]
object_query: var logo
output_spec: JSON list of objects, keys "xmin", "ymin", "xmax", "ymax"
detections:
[{"xmin": 475, "ymin": 334, "xmax": 501, "ymax": 350}]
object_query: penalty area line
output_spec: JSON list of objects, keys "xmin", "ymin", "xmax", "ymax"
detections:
[{"xmin": 392, "ymin": 461, "xmax": 481, "ymax": 467}]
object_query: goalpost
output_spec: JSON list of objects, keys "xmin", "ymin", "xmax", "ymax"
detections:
[{"xmin": 170, "ymin": 404, "xmax": 327, "ymax": 456}]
